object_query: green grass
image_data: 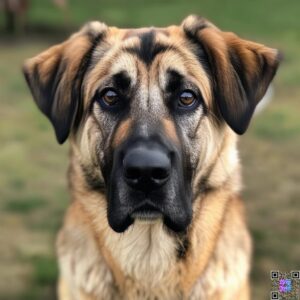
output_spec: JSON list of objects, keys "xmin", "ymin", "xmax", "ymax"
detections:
[
  {"xmin": 0, "ymin": 1, "xmax": 300, "ymax": 299},
  {"xmin": 17, "ymin": 255, "xmax": 57, "ymax": 300},
  {"xmin": 254, "ymin": 103, "xmax": 300, "ymax": 140},
  {"xmin": 31, "ymin": 256, "xmax": 58, "ymax": 286},
  {"xmin": 5, "ymin": 196, "xmax": 47, "ymax": 213}
]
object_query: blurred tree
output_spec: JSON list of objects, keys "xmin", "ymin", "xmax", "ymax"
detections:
[
  {"xmin": 0, "ymin": 0, "xmax": 67, "ymax": 34},
  {"xmin": 1, "ymin": 0, "xmax": 29, "ymax": 33}
]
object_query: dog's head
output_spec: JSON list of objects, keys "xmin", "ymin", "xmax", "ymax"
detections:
[{"xmin": 23, "ymin": 16, "xmax": 281, "ymax": 233}]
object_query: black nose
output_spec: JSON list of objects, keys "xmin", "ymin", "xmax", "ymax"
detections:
[{"xmin": 123, "ymin": 146, "xmax": 171, "ymax": 191}]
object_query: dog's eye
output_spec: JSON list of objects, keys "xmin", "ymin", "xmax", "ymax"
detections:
[
  {"xmin": 178, "ymin": 90, "xmax": 197, "ymax": 108},
  {"xmin": 100, "ymin": 89, "xmax": 120, "ymax": 107}
]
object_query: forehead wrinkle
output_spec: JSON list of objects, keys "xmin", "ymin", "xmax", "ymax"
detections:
[
  {"xmin": 176, "ymin": 40, "xmax": 212, "ymax": 104},
  {"xmin": 157, "ymin": 50, "xmax": 188, "ymax": 91},
  {"xmin": 148, "ymin": 81, "xmax": 165, "ymax": 113},
  {"xmin": 121, "ymin": 35, "xmax": 141, "ymax": 48},
  {"xmin": 130, "ymin": 60, "xmax": 149, "ymax": 113},
  {"xmin": 146, "ymin": 57, "xmax": 169, "ymax": 116},
  {"xmin": 84, "ymin": 42, "xmax": 123, "ymax": 105},
  {"xmin": 110, "ymin": 53, "xmax": 138, "ymax": 86},
  {"xmin": 124, "ymin": 30, "xmax": 177, "ymax": 67},
  {"xmin": 155, "ymin": 31, "xmax": 212, "ymax": 101},
  {"xmin": 184, "ymin": 59, "xmax": 212, "ymax": 106},
  {"xmin": 84, "ymin": 45, "xmax": 140, "ymax": 107},
  {"xmin": 158, "ymin": 47, "xmax": 212, "ymax": 105}
]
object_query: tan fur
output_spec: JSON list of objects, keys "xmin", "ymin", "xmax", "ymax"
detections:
[
  {"xmin": 113, "ymin": 119, "xmax": 133, "ymax": 147},
  {"xmin": 23, "ymin": 15, "xmax": 280, "ymax": 300},
  {"xmin": 162, "ymin": 118, "xmax": 179, "ymax": 144}
]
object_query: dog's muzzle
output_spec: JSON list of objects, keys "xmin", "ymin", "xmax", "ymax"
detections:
[{"xmin": 106, "ymin": 133, "xmax": 192, "ymax": 233}]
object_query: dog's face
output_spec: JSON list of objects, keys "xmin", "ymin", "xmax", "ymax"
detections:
[{"xmin": 23, "ymin": 16, "xmax": 280, "ymax": 233}]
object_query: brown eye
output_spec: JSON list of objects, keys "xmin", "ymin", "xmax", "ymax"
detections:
[
  {"xmin": 178, "ymin": 90, "xmax": 197, "ymax": 107},
  {"xmin": 101, "ymin": 89, "xmax": 119, "ymax": 106}
]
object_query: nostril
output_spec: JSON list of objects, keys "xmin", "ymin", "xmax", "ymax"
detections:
[
  {"xmin": 151, "ymin": 167, "xmax": 169, "ymax": 180},
  {"xmin": 125, "ymin": 167, "xmax": 141, "ymax": 180}
]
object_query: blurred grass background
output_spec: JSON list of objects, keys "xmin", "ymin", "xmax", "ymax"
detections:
[{"xmin": 0, "ymin": 0, "xmax": 299, "ymax": 299}]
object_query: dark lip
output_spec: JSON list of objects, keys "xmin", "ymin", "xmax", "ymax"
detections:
[{"xmin": 130, "ymin": 201, "xmax": 162, "ymax": 219}]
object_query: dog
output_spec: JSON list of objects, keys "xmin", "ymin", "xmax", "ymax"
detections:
[{"xmin": 23, "ymin": 15, "xmax": 281, "ymax": 300}]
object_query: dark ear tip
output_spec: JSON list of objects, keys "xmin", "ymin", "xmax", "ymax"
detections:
[
  {"xmin": 55, "ymin": 129, "xmax": 68, "ymax": 144},
  {"xmin": 228, "ymin": 121, "xmax": 248, "ymax": 135},
  {"xmin": 232, "ymin": 126, "xmax": 247, "ymax": 135}
]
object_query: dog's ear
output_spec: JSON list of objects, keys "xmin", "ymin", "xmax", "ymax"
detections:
[
  {"xmin": 23, "ymin": 22, "xmax": 107, "ymax": 143},
  {"xmin": 182, "ymin": 15, "xmax": 282, "ymax": 134}
]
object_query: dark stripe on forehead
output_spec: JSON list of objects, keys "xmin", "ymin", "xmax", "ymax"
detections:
[{"xmin": 125, "ymin": 30, "xmax": 174, "ymax": 65}]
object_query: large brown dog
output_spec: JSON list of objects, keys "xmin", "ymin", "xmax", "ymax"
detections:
[{"xmin": 23, "ymin": 15, "xmax": 281, "ymax": 300}]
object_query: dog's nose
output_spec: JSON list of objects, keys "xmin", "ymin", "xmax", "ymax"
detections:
[{"xmin": 123, "ymin": 146, "xmax": 171, "ymax": 191}]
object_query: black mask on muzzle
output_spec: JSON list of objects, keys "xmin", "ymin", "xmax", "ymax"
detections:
[{"xmin": 103, "ymin": 127, "xmax": 193, "ymax": 233}]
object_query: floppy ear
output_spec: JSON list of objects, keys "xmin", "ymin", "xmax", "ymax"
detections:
[
  {"xmin": 182, "ymin": 15, "xmax": 282, "ymax": 134},
  {"xmin": 23, "ymin": 22, "xmax": 107, "ymax": 143}
]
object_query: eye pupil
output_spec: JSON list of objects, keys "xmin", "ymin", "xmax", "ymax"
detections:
[
  {"xmin": 102, "ymin": 89, "xmax": 119, "ymax": 106},
  {"xmin": 179, "ymin": 91, "xmax": 196, "ymax": 107}
]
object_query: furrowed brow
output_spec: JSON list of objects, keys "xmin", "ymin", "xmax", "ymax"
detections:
[
  {"xmin": 166, "ymin": 69, "xmax": 184, "ymax": 92},
  {"xmin": 125, "ymin": 30, "xmax": 175, "ymax": 66},
  {"xmin": 112, "ymin": 71, "xmax": 131, "ymax": 91}
]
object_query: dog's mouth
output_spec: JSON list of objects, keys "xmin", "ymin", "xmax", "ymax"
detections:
[
  {"xmin": 107, "ymin": 179, "xmax": 192, "ymax": 233},
  {"xmin": 130, "ymin": 202, "xmax": 163, "ymax": 222}
]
